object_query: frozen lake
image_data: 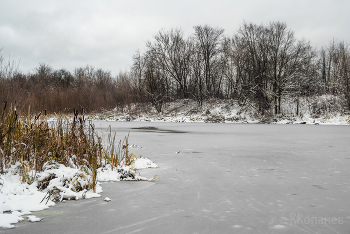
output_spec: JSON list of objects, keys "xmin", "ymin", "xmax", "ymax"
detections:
[{"xmin": 4, "ymin": 122, "xmax": 350, "ymax": 233}]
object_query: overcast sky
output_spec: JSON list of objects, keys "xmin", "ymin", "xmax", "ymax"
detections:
[{"xmin": 1, "ymin": 0, "xmax": 349, "ymax": 76}]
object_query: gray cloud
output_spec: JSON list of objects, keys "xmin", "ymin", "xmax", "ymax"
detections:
[{"xmin": 1, "ymin": 0, "xmax": 349, "ymax": 75}]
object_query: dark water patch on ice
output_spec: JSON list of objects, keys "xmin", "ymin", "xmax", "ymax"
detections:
[
  {"xmin": 131, "ymin": 126, "xmax": 186, "ymax": 133},
  {"xmin": 132, "ymin": 126, "xmax": 157, "ymax": 130},
  {"xmin": 312, "ymin": 184, "xmax": 328, "ymax": 190},
  {"xmin": 182, "ymin": 151, "xmax": 202, "ymax": 154},
  {"xmin": 257, "ymin": 168, "xmax": 275, "ymax": 171}
]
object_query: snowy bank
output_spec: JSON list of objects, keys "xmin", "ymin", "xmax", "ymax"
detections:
[
  {"xmin": 0, "ymin": 157, "xmax": 158, "ymax": 229},
  {"xmin": 89, "ymin": 98, "xmax": 350, "ymax": 125}
]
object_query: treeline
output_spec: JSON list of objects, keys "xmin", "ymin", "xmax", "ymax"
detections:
[
  {"xmin": 1, "ymin": 21, "xmax": 350, "ymax": 115},
  {"xmin": 0, "ymin": 59, "xmax": 135, "ymax": 113},
  {"xmin": 130, "ymin": 21, "xmax": 350, "ymax": 114}
]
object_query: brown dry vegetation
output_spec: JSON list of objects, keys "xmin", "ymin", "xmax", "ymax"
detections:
[
  {"xmin": 0, "ymin": 103, "xmax": 135, "ymax": 192},
  {"xmin": 0, "ymin": 60, "xmax": 139, "ymax": 115}
]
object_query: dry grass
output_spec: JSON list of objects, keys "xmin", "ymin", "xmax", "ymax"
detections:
[{"xmin": 0, "ymin": 103, "xmax": 134, "ymax": 193}]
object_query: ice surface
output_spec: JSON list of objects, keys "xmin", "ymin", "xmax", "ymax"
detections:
[{"xmin": 2, "ymin": 122, "xmax": 350, "ymax": 233}]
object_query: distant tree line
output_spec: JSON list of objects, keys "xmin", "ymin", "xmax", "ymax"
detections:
[
  {"xmin": 0, "ymin": 57, "xmax": 134, "ymax": 113},
  {"xmin": 1, "ymin": 21, "xmax": 349, "ymax": 115},
  {"xmin": 130, "ymin": 21, "xmax": 350, "ymax": 114}
]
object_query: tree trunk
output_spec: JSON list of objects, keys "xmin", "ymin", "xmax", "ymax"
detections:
[{"xmin": 296, "ymin": 98, "xmax": 299, "ymax": 116}]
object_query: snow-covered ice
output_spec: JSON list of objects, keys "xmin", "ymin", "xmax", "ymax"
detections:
[
  {"xmin": 27, "ymin": 215, "xmax": 42, "ymax": 222},
  {"xmin": 133, "ymin": 157, "xmax": 158, "ymax": 169}
]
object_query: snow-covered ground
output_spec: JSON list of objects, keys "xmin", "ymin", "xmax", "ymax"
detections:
[
  {"xmin": 4, "ymin": 121, "xmax": 349, "ymax": 234},
  {"xmin": 0, "ymin": 157, "xmax": 158, "ymax": 229},
  {"xmin": 92, "ymin": 97, "xmax": 350, "ymax": 125}
]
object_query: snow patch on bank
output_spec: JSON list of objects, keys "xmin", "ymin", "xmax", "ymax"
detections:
[
  {"xmin": 0, "ymin": 157, "xmax": 158, "ymax": 229},
  {"xmin": 0, "ymin": 164, "xmax": 55, "ymax": 229}
]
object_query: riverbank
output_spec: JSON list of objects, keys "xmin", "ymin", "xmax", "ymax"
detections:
[{"xmin": 92, "ymin": 97, "xmax": 350, "ymax": 125}]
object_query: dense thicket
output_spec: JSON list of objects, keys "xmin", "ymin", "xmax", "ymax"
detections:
[{"xmin": 1, "ymin": 21, "xmax": 349, "ymax": 115}]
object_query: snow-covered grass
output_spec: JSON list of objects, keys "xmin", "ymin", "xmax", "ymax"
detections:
[
  {"xmin": 0, "ymin": 108, "xmax": 105, "ymax": 194},
  {"xmin": 0, "ymin": 157, "xmax": 158, "ymax": 229},
  {"xmin": 90, "ymin": 96, "xmax": 350, "ymax": 125}
]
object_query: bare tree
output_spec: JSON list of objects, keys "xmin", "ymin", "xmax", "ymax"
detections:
[
  {"xmin": 319, "ymin": 41, "xmax": 350, "ymax": 110},
  {"xmin": 189, "ymin": 42, "xmax": 205, "ymax": 105},
  {"xmin": 266, "ymin": 22, "xmax": 315, "ymax": 114},
  {"xmin": 231, "ymin": 22, "xmax": 271, "ymax": 114},
  {"xmin": 131, "ymin": 50, "xmax": 147, "ymax": 102},
  {"xmin": 142, "ymin": 50, "xmax": 167, "ymax": 113},
  {"xmin": 229, "ymin": 21, "xmax": 315, "ymax": 115},
  {"xmin": 339, "ymin": 42, "xmax": 350, "ymax": 110},
  {"xmin": 193, "ymin": 25, "xmax": 224, "ymax": 98},
  {"xmin": 146, "ymin": 29, "xmax": 193, "ymax": 98},
  {"xmin": 0, "ymin": 48, "xmax": 20, "ymax": 80}
]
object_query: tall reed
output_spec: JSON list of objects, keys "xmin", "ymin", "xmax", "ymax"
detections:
[
  {"xmin": 105, "ymin": 126, "xmax": 135, "ymax": 171},
  {"xmin": 1, "ymin": 102, "xmax": 137, "ymax": 194},
  {"xmin": 0, "ymin": 104, "xmax": 104, "ymax": 192}
]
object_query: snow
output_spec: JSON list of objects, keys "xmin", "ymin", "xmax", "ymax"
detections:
[
  {"xmin": 38, "ymin": 162, "xmax": 103, "ymax": 201},
  {"xmin": 271, "ymin": 224, "xmax": 286, "ymax": 229},
  {"xmin": 0, "ymin": 164, "xmax": 54, "ymax": 228},
  {"xmin": 133, "ymin": 157, "xmax": 158, "ymax": 169},
  {"xmin": 0, "ymin": 157, "xmax": 158, "ymax": 229},
  {"xmin": 90, "ymin": 98, "xmax": 350, "ymax": 125},
  {"xmin": 27, "ymin": 215, "xmax": 42, "ymax": 222}
]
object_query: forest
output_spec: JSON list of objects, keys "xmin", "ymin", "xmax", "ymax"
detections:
[{"xmin": 1, "ymin": 21, "xmax": 349, "ymax": 116}]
